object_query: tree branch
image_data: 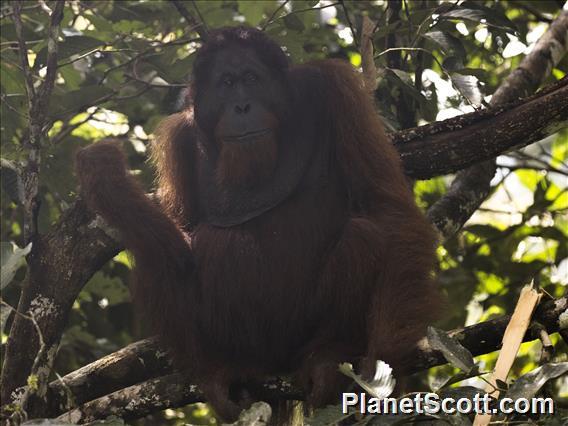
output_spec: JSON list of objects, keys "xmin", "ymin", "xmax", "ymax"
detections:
[
  {"xmin": 395, "ymin": 77, "xmax": 568, "ymax": 178},
  {"xmin": 360, "ymin": 15, "xmax": 378, "ymax": 92},
  {"xmin": 2, "ymin": 70, "xmax": 563, "ymax": 418},
  {"xmin": 1, "ymin": 0, "xmax": 67, "ymax": 417},
  {"xmin": 0, "ymin": 201, "xmax": 121, "ymax": 415},
  {"xmin": 56, "ymin": 372, "xmax": 202, "ymax": 424},
  {"xmin": 47, "ymin": 337, "xmax": 173, "ymax": 415},
  {"xmin": 51, "ymin": 297, "xmax": 566, "ymax": 422},
  {"xmin": 169, "ymin": 0, "xmax": 208, "ymax": 41},
  {"xmin": 426, "ymin": 10, "xmax": 568, "ymax": 240},
  {"xmin": 3, "ymin": 8, "xmax": 566, "ymax": 422}
]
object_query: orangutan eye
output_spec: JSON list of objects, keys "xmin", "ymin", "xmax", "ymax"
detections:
[
  {"xmin": 221, "ymin": 75, "xmax": 235, "ymax": 87},
  {"xmin": 243, "ymin": 71, "xmax": 259, "ymax": 84}
]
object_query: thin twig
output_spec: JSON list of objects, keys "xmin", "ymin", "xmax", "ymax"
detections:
[
  {"xmin": 497, "ymin": 163, "xmax": 568, "ymax": 177},
  {"xmin": 0, "ymin": 3, "xmax": 40, "ymax": 19},
  {"xmin": 36, "ymin": 1, "xmax": 65, "ymax": 112},
  {"xmin": 170, "ymin": 0, "xmax": 207, "ymax": 40},
  {"xmin": 268, "ymin": 2, "xmax": 340, "ymax": 26},
  {"xmin": 261, "ymin": 0, "xmax": 289, "ymax": 30},
  {"xmin": 12, "ymin": 1, "xmax": 36, "ymax": 104},
  {"xmin": 0, "ymin": 92, "xmax": 29, "ymax": 118},
  {"xmin": 510, "ymin": 150, "xmax": 568, "ymax": 170},
  {"xmin": 190, "ymin": 0, "xmax": 208, "ymax": 34},
  {"xmin": 125, "ymin": 73, "xmax": 188, "ymax": 88},
  {"xmin": 339, "ymin": 0, "xmax": 358, "ymax": 49},
  {"xmin": 97, "ymin": 37, "xmax": 199, "ymax": 85}
]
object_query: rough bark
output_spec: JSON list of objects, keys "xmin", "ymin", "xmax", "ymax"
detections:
[
  {"xmin": 0, "ymin": 202, "xmax": 120, "ymax": 410},
  {"xmin": 52, "ymin": 297, "xmax": 566, "ymax": 422},
  {"xmin": 47, "ymin": 338, "xmax": 173, "ymax": 415},
  {"xmin": 56, "ymin": 372, "xmax": 200, "ymax": 424},
  {"xmin": 2, "ymin": 7, "xmax": 566, "ymax": 422},
  {"xmin": 1, "ymin": 0, "xmax": 76, "ymax": 414},
  {"xmin": 394, "ymin": 78, "xmax": 567, "ymax": 178},
  {"xmin": 2, "ymin": 76, "xmax": 565, "ymax": 413},
  {"xmin": 56, "ymin": 374, "xmax": 301, "ymax": 424},
  {"xmin": 413, "ymin": 297, "xmax": 567, "ymax": 371},
  {"xmin": 427, "ymin": 10, "xmax": 568, "ymax": 239}
]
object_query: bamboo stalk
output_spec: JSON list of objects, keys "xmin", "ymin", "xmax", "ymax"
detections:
[{"xmin": 473, "ymin": 283, "xmax": 541, "ymax": 426}]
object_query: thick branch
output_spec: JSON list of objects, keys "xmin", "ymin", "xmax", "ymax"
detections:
[
  {"xmin": 5, "ymin": 10, "xmax": 566, "ymax": 421},
  {"xmin": 3, "ymin": 75, "xmax": 562, "ymax": 413},
  {"xmin": 2, "ymin": 72, "xmax": 563, "ymax": 419},
  {"xmin": 52, "ymin": 297, "xmax": 566, "ymax": 422},
  {"xmin": 413, "ymin": 296, "xmax": 567, "ymax": 372},
  {"xmin": 47, "ymin": 337, "xmax": 173, "ymax": 415},
  {"xmin": 12, "ymin": 0, "xmax": 65, "ymax": 243},
  {"xmin": 0, "ymin": 201, "xmax": 120, "ymax": 411},
  {"xmin": 1, "ymin": 0, "xmax": 69, "ymax": 415},
  {"xmin": 56, "ymin": 374, "xmax": 300, "ymax": 424},
  {"xmin": 3, "ymin": 6, "xmax": 566, "ymax": 424},
  {"xmin": 56, "ymin": 372, "xmax": 201, "ymax": 424},
  {"xmin": 395, "ymin": 77, "xmax": 568, "ymax": 179},
  {"xmin": 427, "ymin": 10, "xmax": 568, "ymax": 239}
]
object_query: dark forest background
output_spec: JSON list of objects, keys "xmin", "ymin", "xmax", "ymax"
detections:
[{"xmin": 1, "ymin": 1, "xmax": 567, "ymax": 425}]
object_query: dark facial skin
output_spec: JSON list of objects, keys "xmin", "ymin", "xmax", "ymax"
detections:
[{"xmin": 194, "ymin": 46, "xmax": 289, "ymax": 146}]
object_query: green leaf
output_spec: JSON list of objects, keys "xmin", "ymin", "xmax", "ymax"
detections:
[
  {"xmin": 517, "ymin": 0, "xmax": 563, "ymax": 14},
  {"xmin": 59, "ymin": 65, "xmax": 83, "ymax": 91},
  {"xmin": 442, "ymin": 9, "xmax": 489, "ymax": 21},
  {"xmin": 48, "ymin": 86, "xmax": 114, "ymax": 118},
  {"xmin": 84, "ymin": 271, "xmax": 129, "ymax": 306},
  {"xmin": 431, "ymin": 365, "xmax": 481, "ymax": 391},
  {"xmin": 464, "ymin": 224, "xmax": 503, "ymax": 239},
  {"xmin": 165, "ymin": 54, "xmax": 196, "ymax": 82},
  {"xmin": 239, "ymin": 0, "xmax": 268, "ymax": 26},
  {"xmin": 0, "ymin": 159, "xmax": 23, "ymax": 204},
  {"xmin": 550, "ymin": 129, "xmax": 568, "ymax": 169},
  {"xmin": 1, "ymin": 241, "xmax": 32, "ymax": 290},
  {"xmin": 291, "ymin": 0, "xmax": 319, "ymax": 8},
  {"xmin": 450, "ymin": 73, "xmax": 483, "ymax": 105},
  {"xmin": 455, "ymin": 67, "xmax": 490, "ymax": 82},
  {"xmin": 427, "ymin": 327, "xmax": 475, "ymax": 373},
  {"xmin": 0, "ymin": 60, "xmax": 25, "ymax": 94},
  {"xmin": 506, "ymin": 362, "xmax": 568, "ymax": 400},
  {"xmin": 443, "ymin": 56, "xmax": 465, "ymax": 72},
  {"xmin": 515, "ymin": 169, "xmax": 539, "ymax": 191},
  {"xmin": 385, "ymin": 69, "xmax": 426, "ymax": 104},
  {"xmin": 441, "ymin": 4, "xmax": 517, "ymax": 34},
  {"xmin": 305, "ymin": 404, "xmax": 352, "ymax": 426},
  {"xmin": 84, "ymin": 14, "xmax": 114, "ymax": 34},
  {"xmin": 200, "ymin": 4, "xmax": 236, "ymax": 29},
  {"xmin": 283, "ymin": 14, "xmax": 306, "ymax": 32},
  {"xmin": 439, "ymin": 386, "xmax": 486, "ymax": 402},
  {"xmin": 112, "ymin": 20, "xmax": 146, "ymax": 34},
  {"xmin": 34, "ymin": 35, "xmax": 105, "ymax": 69},
  {"xmin": 44, "ymin": 135, "xmax": 90, "ymax": 203},
  {"xmin": 424, "ymin": 31, "xmax": 467, "ymax": 61}
]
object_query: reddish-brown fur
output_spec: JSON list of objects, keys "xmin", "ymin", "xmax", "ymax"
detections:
[
  {"xmin": 216, "ymin": 135, "xmax": 278, "ymax": 188},
  {"xmin": 75, "ymin": 28, "xmax": 441, "ymax": 424}
]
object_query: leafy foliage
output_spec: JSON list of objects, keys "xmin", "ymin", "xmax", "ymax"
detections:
[{"xmin": 1, "ymin": 1, "xmax": 566, "ymax": 425}]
